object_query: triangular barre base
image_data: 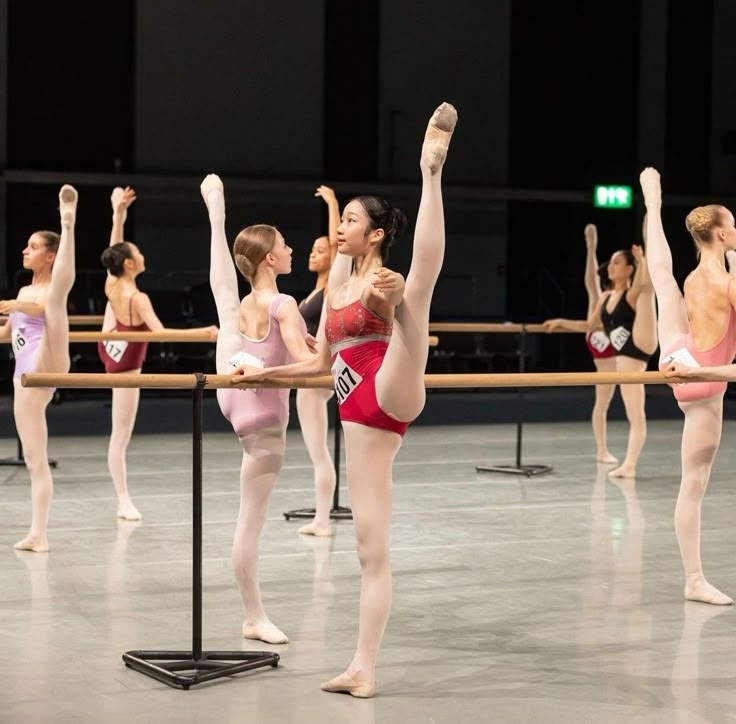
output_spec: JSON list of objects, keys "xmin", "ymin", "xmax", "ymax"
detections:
[
  {"xmin": 283, "ymin": 506, "xmax": 353, "ymax": 521},
  {"xmin": 122, "ymin": 649, "xmax": 280, "ymax": 690},
  {"xmin": 475, "ymin": 463, "xmax": 554, "ymax": 478}
]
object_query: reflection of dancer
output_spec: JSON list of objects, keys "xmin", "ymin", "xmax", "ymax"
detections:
[
  {"xmin": 587, "ymin": 236, "xmax": 657, "ymax": 478},
  {"xmin": 0, "ymin": 185, "xmax": 78, "ymax": 552},
  {"xmin": 643, "ymin": 167, "xmax": 736, "ymax": 605},
  {"xmin": 237, "ymin": 103, "xmax": 457, "ymax": 697},
  {"xmin": 296, "ymin": 185, "xmax": 339, "ymax": 536},
  {"xmin": 201, "ymin": 174, "xmax": 313, "ymax": 644},
  {"xmin": 544, "ymin": 224, "xmax": 618, "ymax": 463},
  {"xmin": 100, "ymin": 187, "xmax": 217, "ymax": 521}
]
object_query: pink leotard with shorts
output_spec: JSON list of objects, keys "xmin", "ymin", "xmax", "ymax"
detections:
[
  {"xmin": 9, "ymin": 310, "xmax": 54, "ymax": 393},
  {"xmin": 659, "ymin": 296, "xmax": 736, "ymax": 403},
  {"xmin": 217, "ymin": 294, "xmax": 306, "ymax": 437},
  {"xmin": 325, "ymin": 296, "xmax": 410, "ymax": 437}
]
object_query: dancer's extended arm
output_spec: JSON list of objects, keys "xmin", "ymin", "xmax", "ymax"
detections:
[{"xmin": 315, "ymin": 185, "xmax": 340, "ymax": 264}]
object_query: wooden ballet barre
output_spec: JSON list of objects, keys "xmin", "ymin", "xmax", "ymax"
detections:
[
  {"xmin": 0, "ymin": 314, "xmax": 106, "ymax": 326},
  {"xmin": 67, "ymin": 330, "xmax": 216, "ymax": 343},
  {"xmin": 22, "ymin": 370, "xmax": 693, "ymax": 390},
  {"xmin": 428, "ymin": 322, "xmax": 577, "ymax": 334}
]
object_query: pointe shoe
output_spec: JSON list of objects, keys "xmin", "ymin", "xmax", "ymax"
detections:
[
  {"xmin": 608, "ymin": 464, "xmax": 636, "ymax": 479},
  {"xmin": 200, "ymin": 174, "xmax": 224, "ymax": 206},
  {"xmin": 59, "ymin": 184, "xmax": 78, "ymax": 226},
  {"xmin": 117, "ymin": 499, "xmax": 142, "ymax": 521},
  {"xmin": 14, "ymin": 536, "xmax": 50, "ymax": 553},
  {"xmin": 298, "ymin": 522, "xmax": 334, "ymax": 537},
  {"xmin": 422, "ymin": 102, "xmax": 458, "ymax": 175},
  {"xmin": 596, "ymin": 453, "xmax": 619, "ymax": 465},
  {"xmin": 684, "ymin": 576, "xmax": 733, "ymax": 606},
  {"xmin": 320, "ymin": 671, "xmax": 375, "ymax": 698}
]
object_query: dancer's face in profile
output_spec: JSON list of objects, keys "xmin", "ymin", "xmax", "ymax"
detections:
[
  {"xmin": 308, "ymin": 237, "xmax": 331, "ymax": 273},
  {"xmin": 337, "ymin": 200, "xmax": 383, "ymax": 258},
  {"xmin": 268, "ymin": 232, "xmax": 293, "ymax": 275},
  {"xmin": 22, "ymin": 233, "xmax": 55, "ymax": 272},
  {"xmin": 607, "ymin": 251, "xmax": 634, "ymax": 285},
  {"xmin": 126, "ymin": 243, "xmax": 146, "ymax": 275},
  {"xmin": 717, "ymin": 208, "xmax": 736, "ymax": 251}
]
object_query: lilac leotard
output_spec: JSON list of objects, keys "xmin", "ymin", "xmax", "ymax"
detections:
[
  {"xmin": 9, "ymin": 310, "xmax": 46, "ymax": 379},
  {"xmin": 217, "ymin": 293, "xmax": 306, "ymax": 437}
]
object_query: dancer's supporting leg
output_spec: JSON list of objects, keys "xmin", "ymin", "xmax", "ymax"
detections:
[
  {"xmin": 321, "ymin": 103, "xmax": 456, "ymax": 698},
  {"xmin": 677, "ymin": 398, "xmax": 731, "ymax": 604},
  {"xmin": 296, "ymin": 387, "xmax": 336, "ymax": 536},
  {"xmin": 108, "ymin": 384, "xmax": 143, "ymax": 520},
  {"xmin": 233, "ymin": 430, "xmax": 289, "ymax": 643},
  {"xmin": 592, "ymin": 358, "xmax": 617, "ymax": 463},
  {"xmin": 608, "ymin": 356, "xmax": 647, "ymax": 479},
  {"xmin": 14, "ymin": 185, "xmax": 77, "ymax": 553}
]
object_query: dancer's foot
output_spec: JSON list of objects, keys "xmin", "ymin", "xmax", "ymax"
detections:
[
  {"xmin": 117, "ymin": 497, "xmax": 142, "ymax": 521},
  {"xmin": 609, "ymin": 463, "xmax": 636, "ymax": 479},
  {"xmin": 320, "ymin": 669, "xmax": 375, "ymax": 698},
  {"xmin": 14, "ymin": 535, "xmax": 49, "ymax": 553},
  {"xmin": 639, "ymin": 167, "xmax": 661, "ymax": 206},
  {"xmin": 421, "ymin": 102, "xmax": 458, "ymax": 175},
  {"xmin": 59, "ymin": 184, "xmax": 78, "ymax": 227},
  {"xmin": 685, "ymin": 573, "xmax": 733, "ymax": 605},
  {"xmin": 299, "ymin": 521, "xmax": 333, "ymax": 537},
  {"xmin": 200, "ymin": 174, "xmax": 225, "ymax": 219},
  {"xmin": 596, "ymin": 452, "xmax": 619, "ymax": 464},
  {"xmin": 242, "ymin": 619, "xmax": 289, "ymax": 644}
]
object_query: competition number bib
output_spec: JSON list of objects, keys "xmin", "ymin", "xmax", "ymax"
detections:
[
  {"xmin": 331, "ymin": 353, "xmax": 363, "ymax": 404},
  {"xmin": 11, "ymin": 328, "xmax": 26, "ymax": 356},
  {"xmin": 609, "ymin": 326, "xmax": 630, "ymax": 352},
  {"xmin": 588, "ymin": 330, "xmax": 610, "ymax": 353},
  {"xmin": 104, "ymin": 340, "xmax": 128, "ymax": 363}
]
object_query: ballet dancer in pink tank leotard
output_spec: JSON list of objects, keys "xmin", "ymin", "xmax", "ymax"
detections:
[
  {"xmin": 236, "ymin": 102, "xmax": 458, "ymax": 697},
  {"xmin": 643, "ymin": 167, "xmax": 736, "ymax": 605},
  {"xmin": 201, "ymin": 174, "xmax": 312, "ymax": 645},
  {"xmin": 0, "ymin": 185, "xmax": 78, "ymax": 552}
]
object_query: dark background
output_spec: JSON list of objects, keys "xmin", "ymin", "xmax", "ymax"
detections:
[{"xmin": 2, "ymin": 0, "xmax": 736, "ymax": 374}]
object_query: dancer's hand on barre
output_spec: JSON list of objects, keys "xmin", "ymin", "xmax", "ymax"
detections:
[
  {"xmin": 204, "ymin": 325, "xmax": 219, "ymax": 341},
  {"xmin": 231, "ymin": 365, "xmax": 268, "ymax": 384},
  {"xmin": 664, "ymin": 362, "xmax": 696, "ymax": 380},
  {"xmin": 371, "ymin": 268, "xmax": 405, "ymax": 305},
  {"xmin": 639, "ymin": 167, "xmax": 661, "ymax": 206},
  {"xmin": 584, "ymin": 224, "xmax": 597, "ymax": 250}
]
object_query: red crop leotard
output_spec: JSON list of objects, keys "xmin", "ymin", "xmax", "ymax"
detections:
[
  {"xmin": 98, "ymin": 293, "xmax": 150, "ymax": 373},
  {"xmin": 325, "ymin": 296, "xmax": 410, "ymax": 437}
]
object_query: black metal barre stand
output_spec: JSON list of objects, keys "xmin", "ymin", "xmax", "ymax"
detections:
[
  {"xmin": 283, "ymin": 395, "xmax": 352, "ymax": 522},
  {"xmin": 476, "ymin": 325, "xmax": 554, "ymax": 477},
  {"xmin": 122, "ymin": 374, "xmax": 279, "ymax": 689}
]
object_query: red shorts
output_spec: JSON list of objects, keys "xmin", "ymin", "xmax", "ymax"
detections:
[{"xmin": 585, "ymin": 330, "xmax": 614, "ymax": 360}]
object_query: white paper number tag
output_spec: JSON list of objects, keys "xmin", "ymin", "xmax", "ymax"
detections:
[
  {"xmin": 588, "ymin": 330, "xmax": 610, "ymax": 353},
  {"xmin": 11, "ymin": 328, "xmax": 26, "ymax": 355},
  {"xmin": 228, "ymin": 351, "xmax": 265, "ymax": 369},
  {"xmin": 609, "ymin": 326, "xmax": 630, "ymax": 351},
  {"xmin": 662, "ymin": 347, "xmax": 700, "ymax": 368},
  {"xmin": 104, "ymin": 340, "xmax": 128, "ymax": 363},
  {"xmin": 331, "ymin": 353, "xmax": 363, "ymax": 404}
]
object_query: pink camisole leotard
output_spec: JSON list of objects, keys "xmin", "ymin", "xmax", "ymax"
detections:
[
  {"xmin": 659, "ymin": 295, "xmax": 736, "ymax": 403},
  {"xmin": 217, "ymin": 293, "xmax": 306, "ymax": 437},
  {"xmin": 325, "ymin": 295, "xmax": 410, "ymax": 437}
]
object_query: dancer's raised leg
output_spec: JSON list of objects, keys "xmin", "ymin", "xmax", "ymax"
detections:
[
  {"xmin": 677, "ymin": 397, "xmax": 732, "ymax": 605},
  {"xmin": 377, "ymin": 103, "xmax": 457, "ymax": 421},
  {"xmin": 233, "ymin": 429, "xmax": 290, "ymax": 643},
  {"xmin": 320, "ymin": 422, "xmax": 401, "ymax": 698},
  {"xmin": 296, "ymin": 387, "xmax": 336, "ymax": 536},
  {"xmin": 108, "ymin": 384, "xmax": 143, "ymax": 520}
]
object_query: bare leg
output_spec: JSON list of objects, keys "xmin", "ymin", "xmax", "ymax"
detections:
[
  {"xmin": 296, "ymin": 387, "xmax": 336, "ymax": 535},
  {"xmin": 377, "ymin": 103, "xmax": 457, "ymax": 421},
  {"xmin": 13, "ymin": 380, "xmax": 53, "ymax": 552},
  {"xmin": 233, "ymin": 429, "xmax": 289, "ymax": 643},
  {"xmin": 592, "ymin": 358, "xmax": 618, "ymax": 463},
  {"xmin": 108, "ymin": 381, "xmax": 142, "ymax": 520},
  {"xmin": 609, "ymin": 357, "xmax": 647, "ymax": 478},
  {"xmin": 676, "ymin": 397, "xmax": 732, "ymax": 605},
  {"xmin": 321, "ymin": 422, "xmax": 401, "ymax": 698},
  {"xmin": 632, "ymin": 254, "xmax": 658, "ymax": 355},
  {"xmin": 201, "ymin": 174, "xmax": 242, "ymax": 371}
]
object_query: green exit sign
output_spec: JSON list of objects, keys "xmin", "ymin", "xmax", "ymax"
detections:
[{"xmin": 594, "ymin": 185, "xmax": 633, "ymax": 209}]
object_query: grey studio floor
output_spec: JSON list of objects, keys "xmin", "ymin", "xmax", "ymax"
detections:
[{"xmin": 2, "ymin": 420, "xmax": 736, "ymax": 724}]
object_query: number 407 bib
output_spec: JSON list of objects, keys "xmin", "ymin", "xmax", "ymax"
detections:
[{"xmin": 331, "ymin": 353, "xmax": 364, "ymax": 404}]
